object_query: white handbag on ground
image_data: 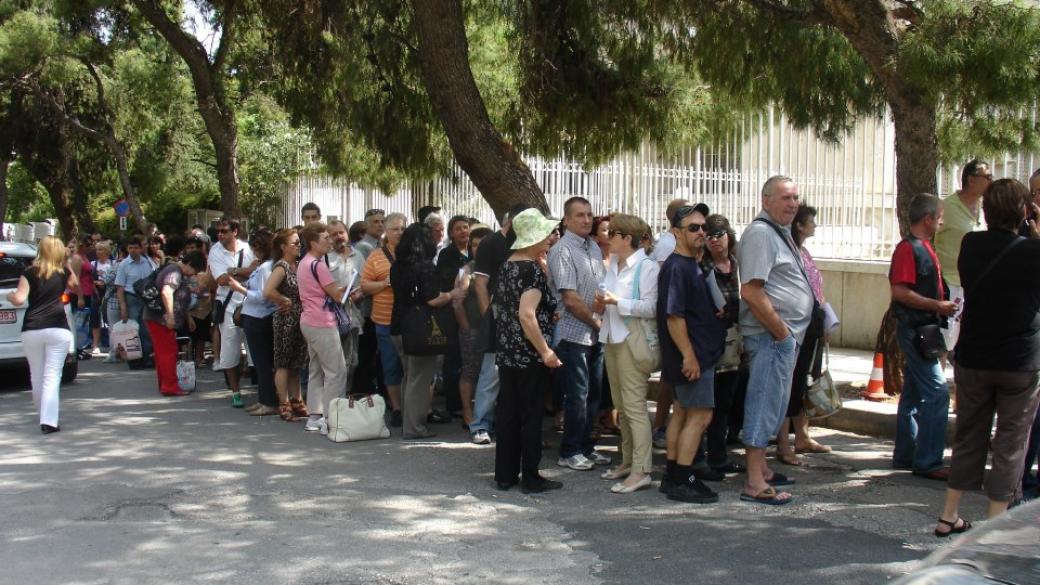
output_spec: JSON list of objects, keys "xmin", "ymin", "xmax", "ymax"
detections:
[
  {"xmin": 327, "ymin": 395, "xmax": 391, "ymax": 442},
  {"xmin": 175, "ymin": 337, "xmax": 196, "ymax": 393},
  {"xmin": 110, "ymin": 320, "xmax": 143, "ymax": 361}
]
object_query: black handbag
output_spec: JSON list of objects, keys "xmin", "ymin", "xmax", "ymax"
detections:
[
  {"xmin": 401, "ymin": 303, "xmax": 459, "ymax": 356},
  {"xmin": 912, "ymin": 323, "xmax": 946, "ymax": 360}
]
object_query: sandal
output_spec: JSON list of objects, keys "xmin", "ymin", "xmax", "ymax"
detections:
[
  {"xmin": 795, "ymin": 442, "xmax": 832, "ymax": 454},
  {"xmin": 739, "ymin": 486, "xmax": 792, "ymax": 506},
  {"xmin": 934, "ymin": 517, "xmax": 971, "ymax": 538},
  {"xmin": 290, "ymin": 399, "xmax": 309, "ymax": 418},
  {"xmin": 279, "ymin": 402, "xmax": 298, "ymax": 422}
]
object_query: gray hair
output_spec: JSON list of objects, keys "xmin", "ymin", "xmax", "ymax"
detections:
[
  {"xmin": 423, "ymin": 212, "xmax": 444, "ymax": 228},
  {"xmin": 908, "ymin": 193, "xmax": 942, "ymax": 224},
  {"xmin": 761, "ymin": 175, "xmax": 795, "ymax": 199},
  {"xmin": 385, "ymin": 212, "xmax": 407, "ymax": 228}
]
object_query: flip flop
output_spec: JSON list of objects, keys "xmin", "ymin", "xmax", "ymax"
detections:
[
  {"xmin": 766, "ymin": 472, "xmax": 796, "ymax": 487},
  {"xmin": 740, "ymin": 486, "xmax": 792, "ymax": 506},
  {"xmin": 795, "ymin": 443, "xmax": 832, "ymax": 454}
]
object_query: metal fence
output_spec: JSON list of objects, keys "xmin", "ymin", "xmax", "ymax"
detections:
[{"xmin": 284, "ymin": 106, "xmax": 1039, "ymax": 261}]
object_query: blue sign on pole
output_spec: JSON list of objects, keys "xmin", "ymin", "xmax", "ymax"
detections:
[{"xmin": 114, "ymin": 199, "xmax": 130, "ymax": 218}]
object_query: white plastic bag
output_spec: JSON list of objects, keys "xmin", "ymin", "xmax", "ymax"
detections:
[
  {"xmin": 110, "ymin": 320, "xmax": 143, "ymax": 361},
  {"xmin": 176, "ymin": 359, "xmax": 196, "ymax": 392}
]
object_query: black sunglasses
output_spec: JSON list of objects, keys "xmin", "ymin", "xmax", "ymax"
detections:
[{"xmin": 682, "ymin": 223, "xmax": 706, "ymax": 233}]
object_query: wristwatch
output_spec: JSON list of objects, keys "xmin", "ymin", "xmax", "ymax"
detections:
[{"xmin": 229, "ymin": 267, "xmax": 238, "ymax": 277}]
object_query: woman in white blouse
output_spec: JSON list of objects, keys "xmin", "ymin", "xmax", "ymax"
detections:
[{"xmin": 595, "ymin": 213, "xmax": 660, "ymax": 493}]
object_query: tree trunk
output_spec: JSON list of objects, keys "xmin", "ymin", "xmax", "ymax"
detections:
[
  {"xmin": 409, "ymin": 0, "xmax": 548, "ymax": 219},
  {"xmin": 69, "ymin": 159, "xmax": 97, "ymax": 236},
  {"xmin": 132, "ymin": 0, "xmax": 242, "ymax": 219},
  {"xmin": 40, "ymin": 180, "xmax": 76, "ymax": 241},
  {"xmin": 101, "ymin": 132, "xmax": 147, "ymax": 228},
  {"xmin": 889, "ymin": 95, "xmax": 939, "ymax": 236},
  {"xmin": 0, "ymin": 153, "xmax": 10, "ymax": 239}
]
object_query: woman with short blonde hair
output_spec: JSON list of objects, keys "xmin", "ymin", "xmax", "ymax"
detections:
[{"xmin": 6, "ymin": 236, "xmax": 78, "ymax": 433}]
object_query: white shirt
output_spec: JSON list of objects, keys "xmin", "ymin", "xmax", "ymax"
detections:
[
  {"xmin": 207, "ymin": 239, "xmax": 255, "ymax": 302},
  {"xmin": 651, "ymin": 231, "xmax": 676, "ymax": 263},
  {"xmin": 326, "ymin": 247, "xmax": 364, "ymax": 331},
  {"xmin": 601, "ymin": 249, "xmax": 660, "ymax": 344}
]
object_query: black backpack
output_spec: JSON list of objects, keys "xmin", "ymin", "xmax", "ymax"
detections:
[{"xmin": 133, "ymin": 265, "xmax": 166, "ymax": 312}]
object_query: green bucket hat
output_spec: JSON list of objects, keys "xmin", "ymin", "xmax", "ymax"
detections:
[{"xmin": 510, "ymin": 209, "xmax": 558, "ymax": 249}]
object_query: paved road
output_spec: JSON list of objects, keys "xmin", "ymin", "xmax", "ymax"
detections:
[{"xmin": 0, "ymin": 359, "xmax": 989, "ymax": 585}]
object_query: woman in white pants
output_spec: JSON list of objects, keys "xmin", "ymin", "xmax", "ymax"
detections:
[{"xmin": 7, "ymin": 236, "xmax": 77, "ymax": 433}]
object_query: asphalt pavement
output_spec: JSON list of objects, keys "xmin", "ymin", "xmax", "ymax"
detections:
[{"xmin": 0, "ymin": 358, "xmax": 993, "ymax": 585}]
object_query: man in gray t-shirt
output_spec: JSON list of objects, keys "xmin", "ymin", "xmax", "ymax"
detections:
[{"xmin": 735, "ymin": 175, "xmax": 814, "ymax": 506}]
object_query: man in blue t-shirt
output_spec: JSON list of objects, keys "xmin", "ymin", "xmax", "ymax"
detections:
[{"xmin": 656, "ymin": 205, "xmax": 726, "ymax": 504}]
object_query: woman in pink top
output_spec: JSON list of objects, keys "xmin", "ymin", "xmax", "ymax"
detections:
[
  {"xmin": 68, "ymin": 236, "xmax": 96, "ymax": 359},
  {"xmin": 296, "ymin": 222, "xmax": 349, "ymax": 435},
  {"xmin": 777, "ymin": 205, "xmax": 831, "ymax": 465}
]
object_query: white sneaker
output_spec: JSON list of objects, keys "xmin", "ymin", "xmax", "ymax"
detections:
[
  {"xmin": 557, "ymin": 454, "xmax": 594, "ymax": 470},
  {"xmin": 587, "ymin": 451, "xmax": 611, "ymax": 466},
  {"xmin": 471, "ymin": 430, "xmax": 491, "ymax": 445},
  {"xmin": 304, "ymin": 417, "xmax": 323, "ymax": 432},
  {"xmin": 318, "ymin": 418, "xmax": 328, "ymax": 436}
]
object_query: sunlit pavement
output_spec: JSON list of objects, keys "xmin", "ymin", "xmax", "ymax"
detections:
[{"xmin": 0, "ymin": 358, "xmax": 988, "ymax": 585}]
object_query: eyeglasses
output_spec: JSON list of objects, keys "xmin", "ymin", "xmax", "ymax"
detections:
[
  {"xmin": 607, "ymin": 229, "xmax": 628, "ymax": 239},
  {"xmin": 365, "ymin": 208, "xmax": 385, "ymax": 218},
  {"xmin": 683, "ymin": 223, "xmax": 706, "ymax": 233},
  {"xmin": 216, "ymin": 228, "xmax": 230, "ymax": 234},
  {"xmin": 706, "ymin": 230, "xmax": 728, "ymax": 241}
]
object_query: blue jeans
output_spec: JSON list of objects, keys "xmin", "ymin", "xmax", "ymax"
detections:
[
  {"xmin": 73, "ymin": 303, "xmax": 91, "ymax": 351},
  {"xmin": 893, "ymin": 323, "xmax": 949, "ymax": 473},
  {"xmin": 374, "ymin": 324, "xmax": 403, "ymax": 386},
  {"xmin": 555, "ymin": 340, "xmax": 604, "ymax": 458},
  {"xmin": 470, "ymin": 352, "xmax": 499, "ymax": 434},
  {"xmin": 741, "ymin": 331, "xmax": 798, "ymax": 449}
]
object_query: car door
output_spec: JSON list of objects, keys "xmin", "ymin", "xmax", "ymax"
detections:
[{"xmin": 0, "ymin": 253, "xmax": 32, "ymax": 355}]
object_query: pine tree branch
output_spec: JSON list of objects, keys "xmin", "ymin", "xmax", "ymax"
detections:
[
  {"xmin": 741, "ymin": 0, "xmax": 823, "ymax": 24},
  {"xmin": 212, "ymin": 0, "xmax": 238, "ymax": 75}
]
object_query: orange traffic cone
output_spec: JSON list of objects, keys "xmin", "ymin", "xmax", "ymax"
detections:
[{"xmin": 861, "ymin": 352, "xmax": 887, "ymax": 401}]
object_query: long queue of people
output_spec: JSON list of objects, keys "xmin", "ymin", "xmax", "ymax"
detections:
[{"xmin": 13, "ymin": 170, "xmax": 1040, "ymax": 520}]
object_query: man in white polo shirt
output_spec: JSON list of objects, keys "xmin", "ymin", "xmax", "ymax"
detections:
[{"xmin": 208, "ymin": 218, "xmax": 258, "ymax": 408}]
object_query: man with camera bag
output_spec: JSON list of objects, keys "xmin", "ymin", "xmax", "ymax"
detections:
[{"xmin": 889, "ymin": 194, "xmax": 959, "ymax": 481}]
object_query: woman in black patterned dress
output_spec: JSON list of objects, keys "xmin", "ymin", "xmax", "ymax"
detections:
[
  {"xmin": 491, "ymin": 209, "xmax": 564, "ymax": 494},
  {"xmin": 263, "ymin": 229, "xmax": 309, "ymax": 421}
]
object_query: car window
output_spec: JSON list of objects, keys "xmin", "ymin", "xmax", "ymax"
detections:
[{"xmin": 0, "ymin": 255, "xmax": 32, "ymax": 288}]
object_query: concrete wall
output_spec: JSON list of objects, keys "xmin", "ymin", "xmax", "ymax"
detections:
[{"xmin": 816, "ymin": 259, "xmax": 889, "ymax": 350}]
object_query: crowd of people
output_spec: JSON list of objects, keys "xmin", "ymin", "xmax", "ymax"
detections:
[{"xmin": 12, "ymin": 166, "xmax": 1040, "ymax": 521}]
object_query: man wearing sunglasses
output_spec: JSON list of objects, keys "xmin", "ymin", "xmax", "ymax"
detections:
[
  {"xmin": 354, "ymin": 208, "xmax": 386, "ymax": 261},
  {"xmin": 736, "ymin": 175, "xmax": 815, "ymax": 505},
  {"xmin": 934, "ymin": 159, "xmax": 991, "ymax": 353},
  {"xmin": 208, "ymin": 217, "xmax": 259, "ymax": 408},
  {"xmin": 657, "ymin": 204, "xmax": 728, "ymax": 504}
]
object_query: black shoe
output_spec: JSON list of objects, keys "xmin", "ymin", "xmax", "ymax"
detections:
[
  {"xmin": 496, "ymin": 480, "xmax": 518, "ymax": 491},
  {"xmin": 427, "ymin": 410, "xmax": 451, "ymax": 424},
  {"xmin": 667, "ymin": 479, "xmax": 719, "ymax": 504},
  {"xmin": 659, "ymin": 475, "xmax": 677, "ymax": 494},
  {"xmin": 388, "ymin": 410, "xmax": 403, "ymax": 427},
  {"xmin": 521, "ymin": 477, "xmax": 563, "ymax": 494},
  {"xmin": 40, "ymin": 424, "xmax": 60, "ymax": 434},
  {"xmin": 694, "ymin": 467, "xmax": 725, "ymax": 482},
  {"xmin": 712, "ymin": 461, "xmax": 747, "ymax": 474}
]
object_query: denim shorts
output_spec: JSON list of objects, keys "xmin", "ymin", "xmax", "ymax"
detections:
[
  {"xmin": 375, "ymin": 323, "xmax": 403, "ymax": 386},
  {"xmin": 741, "ymin": 331, "xmax": 799, "ymax": 449},
  {"xmin": 674, "ymin": 367, "xmax": 716, "ymax": 408}
]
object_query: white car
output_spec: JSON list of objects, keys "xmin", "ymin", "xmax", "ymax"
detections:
[{"xmin": 0, "ymin": 241, "xmax": 78, "ymax": 383}]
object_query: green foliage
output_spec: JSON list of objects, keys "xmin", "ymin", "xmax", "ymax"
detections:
[
  {"xmin": 901, "ymin": 0, "xmax": 1040, "ymax": 162},
  {"xmin": 237, "ymin": 93, "xmax": 311, "ymax": 227},
  {"xmin": 5, "ymin": 161, "xmax": 54, "ymax": 222}
]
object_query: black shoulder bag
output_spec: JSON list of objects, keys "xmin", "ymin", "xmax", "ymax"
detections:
[
  {"xmin": 401, "ymin": 269, "xmax": 459, "ymax": 357},
  {"xmin": 212, "ymin": 250, "xmax": 243, "ymax": 325}
]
